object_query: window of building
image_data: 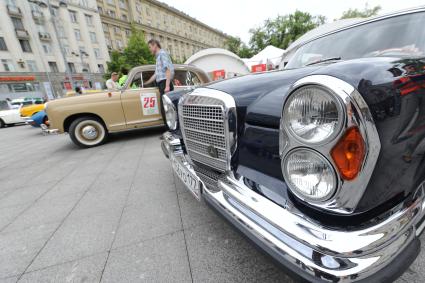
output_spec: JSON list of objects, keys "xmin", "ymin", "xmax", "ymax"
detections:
[
  {"xmin": 26, "ymin": 60, "xmax": 38, "ymax": 72},
  {"xmin": 116, "ymin": 40, "xmax": 123, "ymax": 49},
  {"xmin": 146, "ymin": 7, "xmax": 150, "ymax": 16},
  {"xmin": 102, "ymin": 23, "xmax": 108, "ymax": 32},
  {"xmin": 48, "ymin": 61, "xmax": 59, "ymax": 72},
  {"xmin": 63, "ymin": 45, "xmax": 70, "ymax": 55},
  {"xmin": 121, "ymin": 14, "xmax": 128, "ymax": 21},
  {"xmin": 106, "ymin": 0, "xmax": 114, "ymax": 4},
  {"xmin": 108, "ymin": 10, "xmax": 116, "ymax": 18},
  {"xmin": 19, "ymin": 40, "xmax": 32, "ymax": 53},
  {"xmin": 114, "ymin": 26, "xmax": 121, "ymax": 34},
  {"xmin": 11, "ymin": 17, "xmax": 24, "ymax": 30},
  {"xmin": 42, "ymin": 44, "xmax": 52, "ymax": 54},
  {"xmin": 94, "ymin": 48, "xmax": 101, "ymax": 58},
  {"xmin": 2, "ymin": 59, "xmax": 15, "ymax": 72},
  {"xmin": 89, "ymin": 32, "xmax": 97, "ymax": 43},
  {"xmin": 85, "ymin": 14, "xmax": 93, "ymax": 26},
  {"xmin": 68, "ymin": 62, "xmax": 76, "ymax": 73},
  {"xmin": 51, "ymin": 6, "xmax": 59, "ymax": 17},
  {"xmin": 125, "ymin": 29, "xmax": 130, "ymax": 36},
  {"xmin": 74, "ymin": 29, "xmax": 81, "ymax": 41},
  {"xmin": 0, "ymin": 37, "xmax": 7, "ymax": 51},
  {"xmin": 80, "ymin": 0, "xmax": 89, "ymax": 7},
  {"xmin": 98, "ymin": 6, "xmax": 103, "ymax": 13},
  {"xmin": 119, "ymin": 0, "xmax": 127, "ymax": 9},
  {"xmin": 98, "ymin": 64, "xmax": 105, "ymax": 73},
  {"xmin": 69, "ymin": 10, "xmax": 78, "ymax": 23}
]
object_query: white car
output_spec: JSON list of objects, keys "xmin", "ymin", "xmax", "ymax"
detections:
[{"xmin": 0, "ymin": 100, "xmax": 25, "ymax": 128}]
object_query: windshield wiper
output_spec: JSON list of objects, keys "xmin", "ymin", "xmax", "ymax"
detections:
[{"xmin": 306, "ymin": 57, "xmax": 342, "ymax": 66}]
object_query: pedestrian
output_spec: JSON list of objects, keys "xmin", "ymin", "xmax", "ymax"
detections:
[
  {"xmin": 75, "ymin": 86, "xmax": 83, "ymax": 95},
  {"xmin": 118, "ymin": 67, "xmax": 129, "ymax": 88},
  {"xmin": 145, "ymin": 39, "xmax": 174, "ymax": 121},
  {"xmin": 106, "ymin": 72, "xmax": 120, "ymax": 90}
]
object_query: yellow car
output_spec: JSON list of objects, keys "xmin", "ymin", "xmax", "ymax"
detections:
[{"xmin": 20, "ymin": 103, "xmax": 45, "ymax": 117}]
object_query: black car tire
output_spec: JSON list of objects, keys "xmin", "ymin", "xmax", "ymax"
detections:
[
  {"xmin": 0, "ymin": 119, "xmax": 5, "ymax": 128},
  {"xmin": 69, "ymin": 117, "xmax": 108, "ymax": 148}
]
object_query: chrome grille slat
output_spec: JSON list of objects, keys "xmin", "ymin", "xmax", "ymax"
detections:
[
  {"xmin": 180, "ymin": 89, "xmax": 236, "ymax": 173},
  {"xmin": 182, "ymin": 104, "xmax": 227, "ymax": 171}
]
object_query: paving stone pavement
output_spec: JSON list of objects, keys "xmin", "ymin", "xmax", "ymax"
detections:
[{"xmin": 0, "ymin": 125, "xmax": 424, "ymax": 283}]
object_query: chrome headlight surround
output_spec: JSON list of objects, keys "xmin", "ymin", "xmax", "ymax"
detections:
[
  {"xmin": 280, "ymin": 75, "xmax": 381, "ymax": 214},
  {"xmin": 162, "ymin": 95, "xmax": 177, "ymax": 130},
  {"xmin": 282, "ymin": 85, "xmax": 345, "ymax": 145}
]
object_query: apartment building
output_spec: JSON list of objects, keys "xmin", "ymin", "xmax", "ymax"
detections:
[
  {"xmin": 0, "ymin": 0, "xmax": 110, "ymax": 99},
  {"xmin": 97, "ymin": 0, "xmax": 230, "ymax": 62}
]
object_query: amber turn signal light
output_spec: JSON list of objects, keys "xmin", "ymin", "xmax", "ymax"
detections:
[{"xmin": 331, "ymin": 127, "xmax": 365, "ymax": 180}]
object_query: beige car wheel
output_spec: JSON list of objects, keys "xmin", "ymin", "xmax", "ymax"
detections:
[{"xmin": 69, "ymin": 117, "xmax": 108, "ymax": 148}]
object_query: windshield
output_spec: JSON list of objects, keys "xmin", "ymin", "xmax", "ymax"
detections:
[
  {"xmin": 286, "ymin": 11, "xmax": 425, "ymax": 69},
  {"xmin": 0, "ymin": 101, "xmax": 11, "ymax": 111}
]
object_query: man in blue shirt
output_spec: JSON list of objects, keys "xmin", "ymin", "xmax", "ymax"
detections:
[
  {"xmin": 145, "ymin": 39, "xmax": 175, "ymax": 125},
  {"xmin": 145, "ymin": 39, "xmax": 174, "ymax": 94}
]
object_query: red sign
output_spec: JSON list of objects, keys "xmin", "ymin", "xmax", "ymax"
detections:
[
  {"xmin": 212, "ymin": 69, "xmax": 226, "ymax": 81},
  {"xmin": 0, "ymin": 76, "xmax": 36, "ymax": 82},
  {"xmin": 251, "ymin": 64, "xmax": 267, "ymax": 73}
]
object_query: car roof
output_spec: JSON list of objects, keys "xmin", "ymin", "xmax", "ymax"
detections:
[{"xmin": 293, "ymin": 6, "xmax": 425, "ymax": 51}]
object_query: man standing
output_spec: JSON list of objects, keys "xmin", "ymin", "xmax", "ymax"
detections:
[
  {"xmin": 145, "ymin": 39, "xmax": 174, "ymax": 120},
  {"xmin": 106, "ymin": 72, "xmax": 120, "ymax": 90}
]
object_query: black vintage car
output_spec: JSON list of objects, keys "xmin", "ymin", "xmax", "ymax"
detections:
[{"xmin": 162, "ymin": 7, "xmax": 425, "ymax": 282}]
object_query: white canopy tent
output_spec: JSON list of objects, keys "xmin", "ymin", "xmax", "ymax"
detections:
[
  {"xmin": 242, "ymin": 46, "xmax": 286, "ymax": 70},
  {"xmin": 185, "ymin": 48, "xmax": 250, "ymax": 79}
]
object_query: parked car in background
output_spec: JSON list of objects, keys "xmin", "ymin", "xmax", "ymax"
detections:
[
  {"xmin": 20, "ymin": 103, "xmax": 45, "ymax": 118},
  {"xmin": 10, "ymin": 97, "xmax": 43, "ymax": 108},
  {"xmin": 162, "ymin": 7, "xmax": 425, "ymax": 282},
  {"xmin": 27, "ymin": 110, "xmax": 48, "ymax": 128},
  {"xmin": 0, "ymin": 100, "xmax": 25, "ymax": 128},
  {"xmin": 45, "ymin": 64, "xmax": 210, "ymax": 148}
]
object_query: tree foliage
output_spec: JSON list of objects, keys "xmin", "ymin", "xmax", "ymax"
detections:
[
  {"xmin": 226, "ymin": 36, "xmax": 254, "ymax": 58},
  {"xmin": 249, "ymin": 11, "xmax": 326, "ymax": 52},
  {"xmin": 340, "ymin": 5, "xmax": 381, "ymax": 19},
  {"xmin": 105, "ymin": 27, "xmax": 155, "ymax": 78}
]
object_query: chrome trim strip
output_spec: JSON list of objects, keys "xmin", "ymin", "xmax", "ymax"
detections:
[{"xmin": 280, "ymin": 75, "xmax": 381, "ymax": 214}]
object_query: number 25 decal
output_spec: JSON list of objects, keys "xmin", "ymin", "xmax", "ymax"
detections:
[{"xmin": 143, "ymin": 97, "xmax": 156, "ymax": 108}]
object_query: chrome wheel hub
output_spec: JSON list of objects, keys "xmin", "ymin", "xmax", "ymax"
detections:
[{"xmin": 81, "ymin": 125, "xmax": 98, "ymax": 140}]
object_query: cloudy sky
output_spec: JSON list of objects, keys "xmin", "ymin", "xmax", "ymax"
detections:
[{"xmin": 160, "ymin": 0, "xmax": 424, "ymax": 43}]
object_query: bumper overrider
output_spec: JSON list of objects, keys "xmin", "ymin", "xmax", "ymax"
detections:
[
  {"xmin": 40, "ymin": 124, "xmax": 59, "ymax": 135},
  {"xmin": 162, "ymin": 131, "xmax": 425, "ymax": 282}
]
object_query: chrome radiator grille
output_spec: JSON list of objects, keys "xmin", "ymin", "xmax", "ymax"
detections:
[{"xmin": 179, "ymin": 89, "xmax": 237, "ymax": 173}]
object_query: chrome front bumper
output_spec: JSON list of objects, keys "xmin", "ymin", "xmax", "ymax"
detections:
[
  {"xmin": 162, "ymin": 131, "xmax": 425, "ymax": 282},
  {"xmin": 40, "ymin": 124, "xmax": 59, "ymax": 135}
]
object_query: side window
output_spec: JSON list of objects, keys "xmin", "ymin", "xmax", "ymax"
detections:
[
  {"xmin": 173, "ymin": 70, "xmax": 202, "ymax": 86},
  {"xmin": 129, "ymin": 72, "xmax": 142, "ymax": 89},
  {"xmin": 141, "ymin": 71, "xmax": 155, "ymax": 88}
]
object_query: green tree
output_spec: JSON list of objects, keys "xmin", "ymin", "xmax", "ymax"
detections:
[
  {"xmin": 249, "ymin": 11, "xmax": 326, "ymax": 52},
  {"xmin": 340, "ymin": 4, "xmax": 381, "ymax": 19},
  {"xmin": 225, "ymin": 36, "xmax": 254, "ymax": 58},
  {"xmin": 105, "ymin": 27, "xmax": 155, "ymax": 78}
]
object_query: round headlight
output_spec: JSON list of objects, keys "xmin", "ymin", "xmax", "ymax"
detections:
[
  {"xmin": 284, "ymin": 86, "xmax": 343, "ymax": 144},
  {"xmin": 162, "ymin": 95, "xmax": 177, "ymax": 130},
  {"xmin": 283, "ymin": 148, "xmax": 337, "ymax": 202}
]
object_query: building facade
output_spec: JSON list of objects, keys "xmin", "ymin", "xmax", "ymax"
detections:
[
  {"xmin": 0, "ymin": 0, "xmax": 110, "ymax": 100},
  {"xmin": 97, "ymin": 0, "xmax": 229, "ymax": 62}
]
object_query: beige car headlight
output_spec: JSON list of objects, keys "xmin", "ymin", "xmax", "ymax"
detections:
[{"xmin": 162, "ymin": 95, "xmax": 177, "ymax": 130}]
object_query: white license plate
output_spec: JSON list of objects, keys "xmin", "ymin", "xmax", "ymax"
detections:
[{"xmin": 171, "ymin": 154, "xmax": 201, "ymax": 201}]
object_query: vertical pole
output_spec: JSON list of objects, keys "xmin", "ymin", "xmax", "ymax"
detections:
[{"xmin": 45, "ymin": 0, "xmax": 75, "ymax": 92}]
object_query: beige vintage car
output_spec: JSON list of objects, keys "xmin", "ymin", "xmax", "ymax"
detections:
[{"xmin": 45, "ymin": 64, "xmax": 210, "ymax": 148}]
